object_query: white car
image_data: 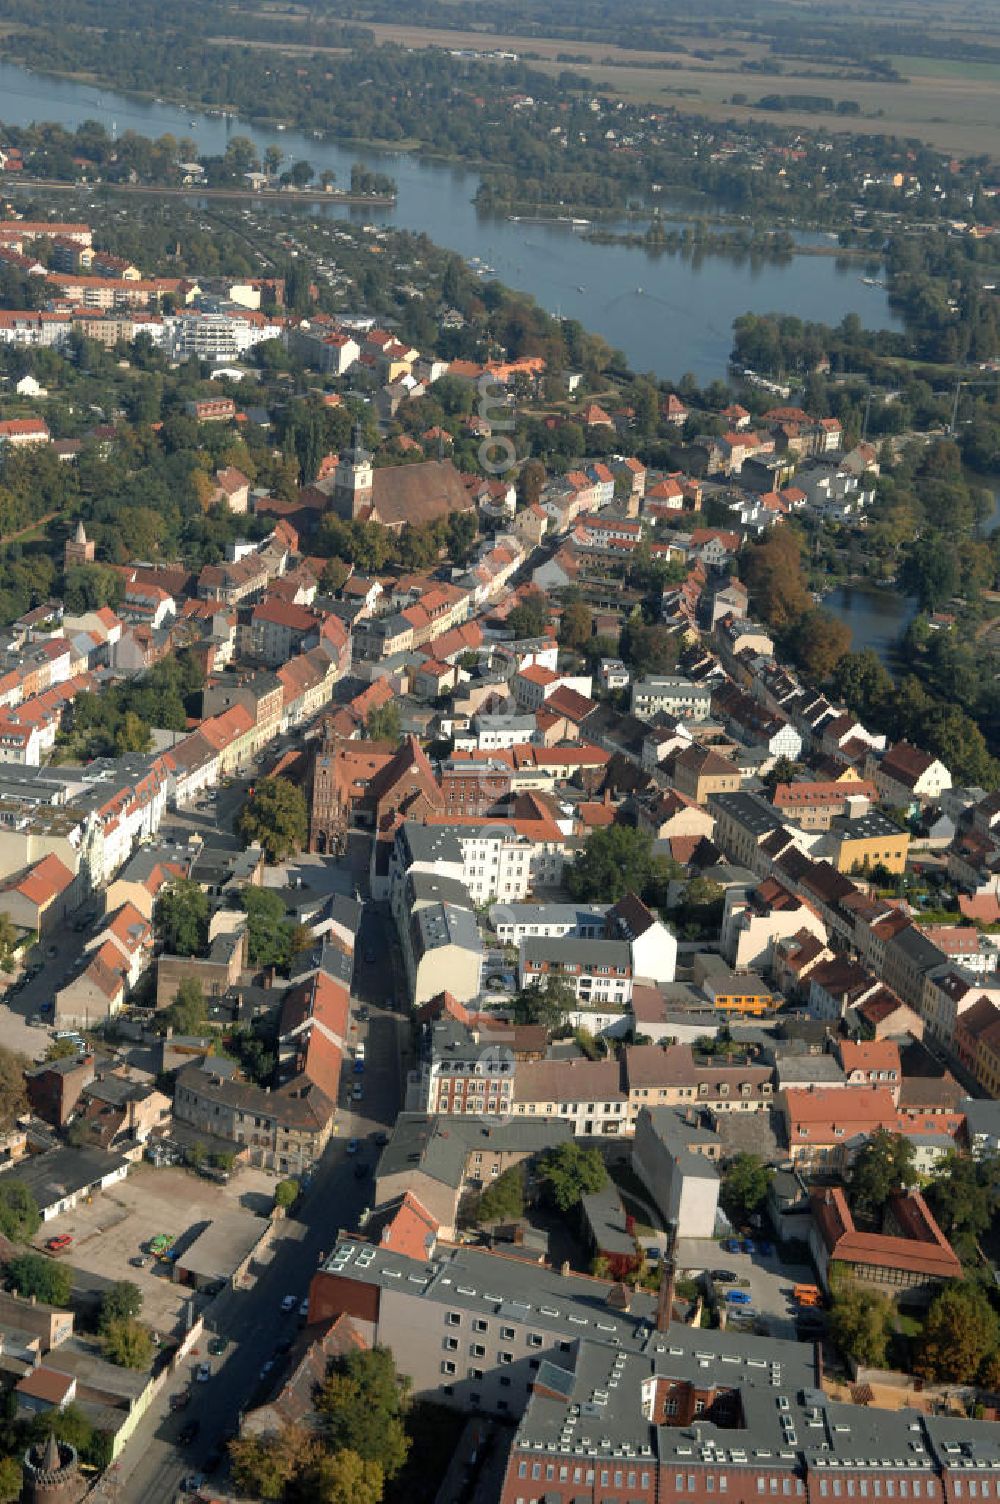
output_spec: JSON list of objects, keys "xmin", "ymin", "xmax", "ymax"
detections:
[
  {"xmin": 195, "ymin": 1363, "xmax": 211, "ymax": 1383},
  {"xmin": 299, "ymin": 1298, "xmax": 309, "ymax": 1319},
  {"xmin": 280, "ymin": 1295, "xmax": 297, "ymax": 1312}
]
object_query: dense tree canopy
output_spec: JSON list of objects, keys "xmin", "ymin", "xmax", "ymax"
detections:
[{"xmin": 237, "ymin": 778, "xmax": 309, "ymax": 864}]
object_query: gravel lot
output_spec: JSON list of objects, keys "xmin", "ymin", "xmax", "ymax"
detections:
[{"xmin": 36, "ymin": 1161, "xmax": 278, "ymax": 1334}]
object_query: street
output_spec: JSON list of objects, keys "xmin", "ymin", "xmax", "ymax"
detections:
[{"xmin": 115, "ymin": 905, "xmax": 406, "ymax": 1504}]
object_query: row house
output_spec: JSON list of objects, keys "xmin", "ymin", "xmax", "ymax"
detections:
[
  {"xmin": 781, "ymin": 1085, "xmax": 963, "ymax": 1174},
  {"xmin": 173, "ymin": 1058, "xmax": 335, "ymax": 1176},
  {"xmin": 952, "ymin": 997, "xmax": 1000, "ymax": 1098},
  {"xmin": 867, "ymin": 740, "xmax": 953, "ymax": 810},
  {"xmin": 720, "ymin": 875, "xmax": 827, "ymax": 974},
  {"xmin": 519, "ymin": 937, "xmax": 633, "ymax": 1008}
]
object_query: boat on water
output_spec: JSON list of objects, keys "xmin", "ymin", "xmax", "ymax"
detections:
[
  {"xmin": 571, "ymin": 218, "xmax": 590, "ymax": 227},
  {"xmin": 577, "ymin": 285, "xmax": 586, "ymax": 292},
  {"xmin": 861, "ymin": 275, "xmax": 885, "ymax": 288}
]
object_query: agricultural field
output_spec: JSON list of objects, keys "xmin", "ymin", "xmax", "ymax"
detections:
[{"xmin": 243, "ymin": 5, "xmax": 1000, "ymax": 156}]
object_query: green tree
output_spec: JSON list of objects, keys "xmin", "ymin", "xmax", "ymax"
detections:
[
  {"xmin": 230, "ymin": 1423, "xmax": 311, "ymax": 1500},
  {"xmin": 916, "ymin": 1283, "xmax": 1000, "ymax": 1384},
  {"xmin": 115, "ymin": 709, "xmax": 152, "ymax": 755},
  {"xmin": 0, "ymin": 1180, "xmax": 39, "ymax": 1241},
  {"xmin": 0, "ymin": 1455, "xmax": 20, "ymax": 1504},
  {"xmin": 539, "ymin": 1141, "xmax": 607, "ymax": 1212},
  {"xmin": 274, "ymin": 1178, "xmax": 300, "ymax": 1210},
  {"xmin": 365, "ymin": 702, "xmax": 401, "ymax": 743},
  {"xmin": 741, "ymin": 528, "xmax": 812, "ymax": 630},
  {"xmin": 926, "ymin": 1153, "xmax": 1000, "ymax": 1253},
  {"xmin": 506, "ymin": 591, "xmax": 549, "ymax": 639},
  {"xmin": 567, "ymin": 827, "xmax": 666, "ymax": 904},
  {"xmin": 559, "ymin": 600, "xmax": 592, "ymax": 652},
  {"xmin": 102, "ymin": 1316, "xmax": 154, "ymax": 1369},
  {"xmin": 7, "ymin": 1253, "xmax": 72, "ymax": 1306},
  {"xmin": 162, "ymin": 977, "xmax": 207, "ymax": 1037},
  {"xmin": 476, "ymin": 1164, "xmax": 525, "ymax": 1223},
  {"xmin": 45, "ymin": 1038, "xmax": 81, "ymax": 1062},
  {"xmin": 0, "ymin": 1046, "xmax": 28, "ymax": 1130},
  {"xmin": 794, "ymin": 608, "xmax": 853, "ymax": 680},
  {"xmin": 316, "ymin": 1347, "xmax": 410, "ymax": 1480},
  {"xmin": 849, "ymin": 1130, "xmax": 918, "ymax": 1221},
  {"xmin": 720, "ymin": 1154, "xmax": 772, "ymax": 1225},
  {"xmin": 0, "ymin": 913, "xmax": 16, "ymax": 966},
  {"xmin": 829, "ymin": 1278, "xmax": 894, "ymax": 1367},
  {"xmin": 517, "ymin": 459, "xmax": 546, "ymax": 508},
  {"xmin": 100, "ymin": 1281, "xmax": 143, "ymax": 1329},
  {"xmin": 155, "ymin": 879, "xmax": 209, "ymax": 956},
  {"xmin": 237, "ymin": 777, "xmax": 309, "ymax": 863},
  {"xmin": 241, "ymin": 887, "xmax": 297, "ymax": 970},
  {"xmin": 304, "ymin": 1448, "xmax": 384, "ymax": 1504},
  {"xmin": 319, "ymin": 557, "xmax": 351, "ymax": 594},
  {"xmin": 511, "ymin": 976, "xmax": 576, "ymax": 1031}
]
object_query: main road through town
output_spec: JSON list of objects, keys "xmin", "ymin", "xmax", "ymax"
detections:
[{"xmin": 115, "ymin": 904, "xmax": 406, "ymax": 1504}]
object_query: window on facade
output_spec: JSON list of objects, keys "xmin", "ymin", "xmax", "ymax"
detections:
[
  {"xmin": 441, "ymin": 1361, "xmax": 456, "ymax": 1375},
  {"xmin": 447, "ymin": 1312, "xmax": 460, "ymax": 1326}
]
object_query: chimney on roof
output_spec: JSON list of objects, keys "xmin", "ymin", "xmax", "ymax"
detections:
[{"xmin": 655, "ymin": 1261, "xmax": 673, "ymax": 1333}]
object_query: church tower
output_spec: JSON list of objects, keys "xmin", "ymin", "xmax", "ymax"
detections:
[
  {"xmin": 333, "ymin": 426, "xmax": 373, "ymax": 521},
  {"xmin": 63, "ymin": 521, "xmax": 95, "ymax": 570}
]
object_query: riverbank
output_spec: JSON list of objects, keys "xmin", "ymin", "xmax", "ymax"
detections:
[
  {"xmin": 6, "ymin": 174, "xmax": 396, "ymax": 207},
  {"xmin": 0, "ymin": 56, "xmax": 901, "ymax": 382}
]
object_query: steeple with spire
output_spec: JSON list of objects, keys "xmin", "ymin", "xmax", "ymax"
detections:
[{"xmin": 334, "ymin": 424, "xmax": 374, "ymax": 521}]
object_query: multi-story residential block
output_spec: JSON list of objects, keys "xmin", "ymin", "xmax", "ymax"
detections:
[
  {"xmin": 631, "ymin": 676, "xmax": 712, "ymax": 722},
  {"xmin": 489, "ymin": 903, "xmax": 609, "ymax": 946},
  {"xmin": 519, "ymin": 937, "xmax": 633, "ymax": 1007},
  {"xmin": 631, "ymin": 1106, "xmax": 721, "ymax": 1238}
]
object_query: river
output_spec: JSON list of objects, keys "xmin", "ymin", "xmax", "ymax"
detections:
[{"xmin": 0, "ymin": 58, "xmax": 903, "ymax": 383}]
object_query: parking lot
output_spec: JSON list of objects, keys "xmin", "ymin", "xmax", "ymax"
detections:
[
  {"xmin": 37, "ymin": 1161, "xmax": 278, "ymax": 1333},
  {"xmin": 677, "ymin": 1236, "xmax": 817, "ymax": 1340}
]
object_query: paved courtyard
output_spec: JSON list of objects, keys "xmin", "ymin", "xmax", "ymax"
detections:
[
  {"xmin": 676, "ymin": 1236, "xmax": 816, "ymax": 1339},
  {"xmin": 36, "ymin": 1161, "xmax": 277, "ymax": 1333}
]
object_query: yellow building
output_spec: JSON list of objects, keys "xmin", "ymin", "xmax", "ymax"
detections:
[{"xmin": 828, "ymin": 811, "xmax": 909, "ymax": 876}]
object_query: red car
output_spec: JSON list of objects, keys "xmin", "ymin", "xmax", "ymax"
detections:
[{"xmin": 45, "ymin": 1234, "xmax": 72, "ymax": 1253}]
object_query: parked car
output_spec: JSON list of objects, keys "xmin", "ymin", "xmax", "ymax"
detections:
[
  {"xmin": 725, "ymin": 1290, "xmax": 752, "ymax": 1305},
  {"xmin": 178, "ymin": 1420, "xmax": 200, "ymax": 1444},
  {"xmin": 299, "ymin": 1298, "xmax": 309, "ymax": 1318},
  {"xmin": 711, "ymin": 1268, "xmax": 737, "ymax": 1283},
  {"xmin": 741, "ymin": 1239, "xmax": 756, "ymax": 1255},
  {"xmin": 346, "ymin": 1138, "xmax": 360, "ymax": 1154},
  {"xmin": 280, "ymin": 1295, "xmax": 297, "ymax": 1312},
  {"xmin": 169, "ymin": 1389, "xmax": 192, "ymax": 1412},
  {"xmin": 182, "ymin": 1473, "xmax": 205, "ymax": 1493},
  {"xmin": 757, "ymin": 1238, "xmax": 774, "ymax": 1256},
  {"xmin": 721, "ymin": 1238, "xmax": 741, "ymax": 1254},
  {"xmin": 195, "ymin": 1363, "xmax": 211, "ymax": 1383},
  {"xmin": 207, "ymin": 1336, "xmax": 226, "ymax": 1356},
  {"xmin": 45, "ymin": 1235, "xmax": 72, "ymax": 1253},
  {"xmin": 374, "ymin": 1131, "xmax": 389, "ymax": 1146},
  {"xmin": 351, "ymin": 1084, "xmax": 364, "ymax": 1101},
  {"xmin": 353, "ymin": 1059, "xmax": 365, "ymax": 1075},
  {"xmin": 129, "ymin": 1255, "xmax": 148, "ymax": 1269},
  {"xmin": 259, "ymin": 1358, "xmax": 275, "ymax": 1380}
]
